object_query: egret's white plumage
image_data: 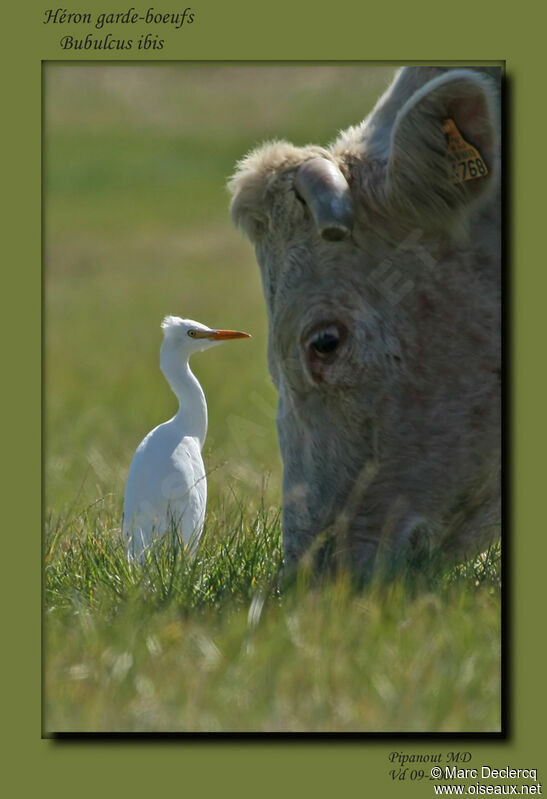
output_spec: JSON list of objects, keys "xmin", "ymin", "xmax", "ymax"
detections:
[{"xmin": 123, "ymin": 316, "xmax": 250, "ymax": 558}]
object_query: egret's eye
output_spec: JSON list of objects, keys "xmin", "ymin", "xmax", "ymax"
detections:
[{"xmin": 188, "ymin": 330, "xmax": 196, "ymax": 338}]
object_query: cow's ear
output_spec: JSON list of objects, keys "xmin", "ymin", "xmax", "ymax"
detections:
[{"xmin": 386, "ymin": 70, "xmax": 499, "ymax": 232}]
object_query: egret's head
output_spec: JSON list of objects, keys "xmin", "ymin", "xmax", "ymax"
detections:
[{"xmin": 160, "ymin": 316, "xmax": 251, "ymax": 360}]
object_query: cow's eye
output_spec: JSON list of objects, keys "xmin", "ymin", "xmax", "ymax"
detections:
[
  {"xmin": 305, "ymin": 322, "xmax": 347, "ymax": 372},
  {"xmin": 310, "ymin": 327, "xmax": 341, "ymax": 356},
  {"xmin": 301, "ymin": 320, "xmax": 348, "ymax": 383}
]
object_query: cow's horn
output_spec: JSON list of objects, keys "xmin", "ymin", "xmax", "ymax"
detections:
[{"xmin": 294, "ymin": 158, "xmax": 354, "ymax": 241}]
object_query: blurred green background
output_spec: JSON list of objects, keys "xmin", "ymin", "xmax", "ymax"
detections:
[{"xmin": 44, "ymin": 64, "xmax": 395, "ymax": 516}]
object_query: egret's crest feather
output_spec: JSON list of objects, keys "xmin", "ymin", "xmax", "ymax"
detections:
[{"xmin": 161, "ymin": 315, "xmax": 185, "ymax": 338}]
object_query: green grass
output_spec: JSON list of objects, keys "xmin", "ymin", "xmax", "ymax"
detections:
[
  {"xmin": 45, "ymin": 64, "xmax": 501, "ymax": 733},
  {"xmin": 45, "ymin": 499, "xmax": 501, "ymax": 733}
]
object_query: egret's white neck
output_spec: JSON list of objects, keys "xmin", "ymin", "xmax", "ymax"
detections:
[{"xmin": 160, "ymin": 352, "xmax": 208, "ymax": 448}]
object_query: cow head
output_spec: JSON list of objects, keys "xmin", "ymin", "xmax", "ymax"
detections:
[{"xmin": 229, "ymin": 68, "xmax": 501, "ymax": 575}]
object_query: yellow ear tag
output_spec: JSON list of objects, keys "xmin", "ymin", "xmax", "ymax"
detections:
[{"xmin": 443, "ymin": 118, "xmax": 488, "ymax": 184}]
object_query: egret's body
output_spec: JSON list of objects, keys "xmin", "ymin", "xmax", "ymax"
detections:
[{"xmin": 123, "ymin": 316, "xmax": 250, "ymax": 558}]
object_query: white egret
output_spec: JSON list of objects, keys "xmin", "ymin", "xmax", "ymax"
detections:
[{"xmin": 123, "ymin": 316, "xmax": 251, "ymax": 558}]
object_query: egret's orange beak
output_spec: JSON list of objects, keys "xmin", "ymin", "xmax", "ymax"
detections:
[{"xmin": 194, "ymin": 329, "xmax": 251, "ymax": 340}]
